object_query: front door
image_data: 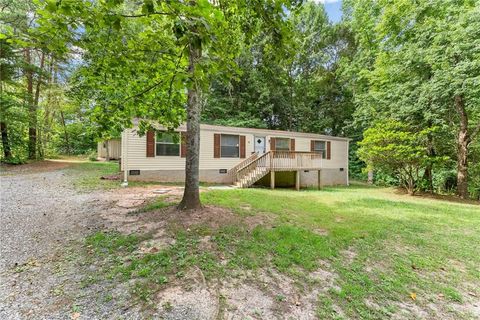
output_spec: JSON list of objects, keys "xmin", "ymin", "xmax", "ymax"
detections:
[{"xmin": 254, "ymin": 136, "xmax": 266, "ymax": 154}]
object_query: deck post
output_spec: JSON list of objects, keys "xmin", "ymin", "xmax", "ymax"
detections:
[
  {"xmin": 317, "ymin": 170, "xmax": 321, "ymax": 190},
  {"xmin": 296, "ymin": 170, "xmax": 300, "ymax": 191},
  {"xmin": 270, "ymin": 170, "xmax": 275, "ymax": 189}
]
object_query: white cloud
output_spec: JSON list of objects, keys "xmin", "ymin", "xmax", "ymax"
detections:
[{"xmin": 310, "ymin": 0, "xmax": 341, "ymax": 3}]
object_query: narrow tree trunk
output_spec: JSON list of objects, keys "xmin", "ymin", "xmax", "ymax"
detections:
[
  {"xmin": 1, "ymin": 122, "xmax": 11, "ymax": 160},
  {"xmin": 454, "ymin": 95, "xmax": 469, "ymax": 199},
  {"xmin": 34, "ymin": 52, "xmax": 45, "ymax": 159},
  {"xmin": 367, "ymin": 170, "xmax": 374, "ymax": 184},
  {"xmin": 0, "ymin": 59, "xmax": 10, "ymax": 160},
  {"xmin": 60, "ymin": 111, "xmax": 71, "ymax": 154},
  {"xmin": 178, "ymin": 42, "xmax": 202, "ymax": 210},
  {"xmin": 423, "ymin": 132, "xmax": 435, "ymax": 193},
  {"xmin": 105, "ymin": 140, "xmax": 110, "ymax": 161},
  {"xmin": 25, "ymin": 48, "xmax": 36, "ymax": 159}
]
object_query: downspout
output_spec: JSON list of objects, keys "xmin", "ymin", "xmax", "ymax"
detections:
[{"xmin": 121, "ymin": 130, "xmax": 129, "ymax": 187}]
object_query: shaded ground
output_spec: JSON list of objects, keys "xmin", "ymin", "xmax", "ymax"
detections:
[{"xmin": 1, "ymin": 161, "xmax": 479, "ymax": 319}]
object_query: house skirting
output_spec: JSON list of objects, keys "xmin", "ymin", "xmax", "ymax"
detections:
[
  {"xmin": 125, "ymin": 168, "xmax": 348, "ymax": 187},
  {"xmin": 126, "ymin": 169, "xmax": 233, "ymax": 184}
]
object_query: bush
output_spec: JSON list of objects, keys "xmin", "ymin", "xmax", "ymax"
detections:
[
  {"xmin": 88, "ymin": 151, "xmax": 98, "ymax": 162},
  {"xmin": 1, "ymin": 155, "xmax": 26, "ymax": 165}
]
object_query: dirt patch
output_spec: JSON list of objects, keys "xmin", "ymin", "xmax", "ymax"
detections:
[
  {"xmin": 312, "ymin": 228, "xmax": 329, "ymax": 236},
  {"xmin": 156, "ymin": 285, "xmax": 219, "ymax": 320},
  {"xmin": 0, "ymin": 160, "xmax": 74, "ymax": 174},
  {"xmin": 340, "ymin": 247, "xmax": 357, "ymax": 265},
  {"xmin": 392, "ymin": 189, "xmax": 480, "ymax": 205}
]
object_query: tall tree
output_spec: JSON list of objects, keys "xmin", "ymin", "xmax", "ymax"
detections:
[
  {"xmin": 38, "ymin": 0, "xmax": 299, "ymax": 209},
  {"xmin": 344, "ymin": 0, "xmax": 480, "ymax": 198}
]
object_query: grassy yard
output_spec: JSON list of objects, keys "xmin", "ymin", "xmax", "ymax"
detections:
[
  {"xmin": 80, "ymin": 181, "xmax": 480, "ymax": 318},
  {"xmin": 202, "ymin": 187, "xmax": 480, "ymax": 317}
]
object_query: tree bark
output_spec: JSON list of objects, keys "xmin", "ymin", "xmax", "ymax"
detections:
[
  {"xmin": 60, "ymin": 111, "xmax": 71, "ymax": 154},
  {"xmin": 25, "ymin": 48, "xmax": 36, "ymax": 160},
  {"xmin": 178, "ymin": 41, "xmax": 202, "ymax": 210},
  {"xmin": 34, "ymin": 52, "xmax": 45, "ymax": 159},
  {"xmin": 422, "ymin": 131, "xmax": 435, "ymax": 193},
  {"xmin": 454, "ymin": 95, "xmax": 469, "ymax": 199},
  {"xmin": 1, "ymin": 122, "xmax": 11, "ymax": 160},
  {"xmin": 105, "ymin": 140, "xmax": 110, "ymax": 161}
]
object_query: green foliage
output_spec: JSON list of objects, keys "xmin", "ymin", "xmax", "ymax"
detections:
[
  {"xmin": 358, "ymin": 120, "xmax": 434, "ymax": 194},
  {"xmin": 203, "ymin": 2, "xmax": 355, "ymax": 135},
  {"xmin": 86, "ymin": 231, "xmax": 141, "ymax": 255},
  {"xmin": 343, "ymin": 0, "xmax": 480, "ymax": 197},
  {"xmin": 36, "ymin": 0, "xmax": 301, "ymax": 137},
  {"xmin": 134, "ymin": 196, "xmax": 171, "ymax": 213}
]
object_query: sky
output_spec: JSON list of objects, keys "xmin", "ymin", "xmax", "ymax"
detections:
[{"xmin": 313, "ymin": 0, "xmax": 343, "ymax": 23}]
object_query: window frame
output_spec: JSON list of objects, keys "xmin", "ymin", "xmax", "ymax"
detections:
[
  {"xmin": 220, "ymin": 134, "xmax": 240, "ymax": 158},
  {"xmin": 312, "ymin": 140, "xmax": 326, "ymax": 159},
  {"xmin": 274, "ymin": 137, "xmax": 291, "ymax": 151},
  {"xmin": 155, "ymin": 131, "xmax": 180, "ymax": 157}
]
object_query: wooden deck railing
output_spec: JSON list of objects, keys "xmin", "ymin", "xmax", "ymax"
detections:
[
  {"xmin": 233, "ymin": 151, "xmax": 323, "ymax": 185},
  {"xmin": 270, "ymin": 151, "xmax": 323, "ymax": 171},
  {"xmin": 235, "ymin": 151, "xmax": 271, "ymax": 184},
  {"xmin": 228, "ymin": 152, "xmax": 259, "ymax": 179}
]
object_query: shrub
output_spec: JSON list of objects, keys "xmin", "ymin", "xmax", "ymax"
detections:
[{"xmin": 88, "ymin": 151, "xmax": 98, "ymax": 162}]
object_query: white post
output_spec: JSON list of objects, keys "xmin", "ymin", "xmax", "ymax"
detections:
[
  {"xmin": 296, "ymin": 170, "xmax": 300, "ymax": 191},
  {"xmin": 121, "ymin": 130, "xmax": 128, "ymax": 187}
]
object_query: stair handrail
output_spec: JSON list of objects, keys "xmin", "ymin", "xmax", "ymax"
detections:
[
  {"xmin": 235, "ymin": 151, "xmax": 271, "ymax": 184},
  {"xmin": 228, "ymin": 152, "xmax": 259, "ymax": 179}
]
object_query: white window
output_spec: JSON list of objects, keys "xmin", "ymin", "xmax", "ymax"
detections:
[
  {"xmin": 313, "ymin": 140, "xmax": 326, "ymax": 158},
  {"xmin": 221, "ymin": 134, "xmax": 239, "ymax": 158},
  {"xmin": 275, "ymin": 138, "xmax": 290, "ymax": 151},
  {"xmin": 156, "ymin": 132, "xmax": 180, "ymax": 156}
]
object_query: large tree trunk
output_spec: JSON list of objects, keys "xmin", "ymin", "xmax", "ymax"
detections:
[
  {"xmin": 178, "ymin": 41, "xmax": 202, "ymax": 210},
  {"xmin": 1, "ymin": 122, "xmax": 11, "ymax": 160},
  {"xmin": 454, "ymin": 95, "xmax": 469, "ymax": 199}
]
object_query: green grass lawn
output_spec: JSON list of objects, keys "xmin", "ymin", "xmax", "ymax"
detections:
[
  {"xmin": 69, "ymin": 161, "xmax": 160, "ymax": 190},
  {"xmin": 201, "ymin": 186, "xmax": 480, "ymax": 317},
  {"xmin": 81, "ymin": 182, "xmax": 480, "ymax": 318}
]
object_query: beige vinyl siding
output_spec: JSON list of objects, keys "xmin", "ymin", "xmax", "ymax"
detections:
[
  {"xmin": 122, "ymin": 124, "xmax": 349, "ymax": 172},
  {"xmin": 123, "ymin": 128, "xmax": 255, "ymax": 171}
]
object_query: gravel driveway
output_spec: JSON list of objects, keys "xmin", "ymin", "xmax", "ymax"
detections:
[{"xmin": 0, "ymin": 164, "xmax": 112, "ymax": 319}]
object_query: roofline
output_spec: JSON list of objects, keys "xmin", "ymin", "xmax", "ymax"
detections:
[
  {"xmin": 131, "ymin": 119, "xmax": 351, "ymax": 142},
  {"xmin": 198, "ymin": 124, "xmax": 351, "ymax": 141}
]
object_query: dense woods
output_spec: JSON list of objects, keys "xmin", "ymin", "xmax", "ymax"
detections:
[{"xmin": 1, "ymin": 0, "xmax": 479, "ymax": 200}]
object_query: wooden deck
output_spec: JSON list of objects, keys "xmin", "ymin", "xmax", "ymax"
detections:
[{"xmin": 229, "ymin": 151, "xmax": 323, "ymax": 189}]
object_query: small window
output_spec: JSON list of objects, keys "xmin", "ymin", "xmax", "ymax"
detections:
[
  {"xmin": 156, "ymin": 132, "xmax": 180, "ymax": 156},
  {"xmin": 313, "ymin": 140, "xmax": 326, "ymax": 158},
  {"xmin": 221, "ymin": 134, "xmax": 239, "ymax": 158},
  {"xmin": 275, "ymin": 138, "xmax": 290, "ymax": 151}
]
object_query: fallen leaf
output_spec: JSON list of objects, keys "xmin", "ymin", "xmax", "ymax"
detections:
[
  {"xmin": 71, "ymin": 312, "xmax": 80, "ymax": 320},
  {"xmin": 410, "ymin": 292, "xmax": 416, "ymax": 301},
  {"xmin": 468, "ymin": 292, "xmax": 477, "ymax": 297}
]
